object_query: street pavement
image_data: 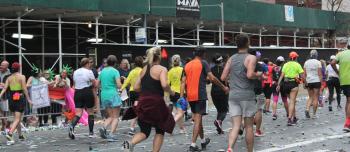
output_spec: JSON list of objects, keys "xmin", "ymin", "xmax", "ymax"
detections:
[{"xmin": 0, "ymin": 94, "xmax": 349, "ymax": 152}]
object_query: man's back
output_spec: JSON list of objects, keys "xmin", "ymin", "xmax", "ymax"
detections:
[{"xmin": 184, "ymin": 58, "xmax": 209, "ymax": 102}]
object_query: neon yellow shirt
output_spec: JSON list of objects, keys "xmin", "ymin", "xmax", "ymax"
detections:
[
  {"xmin": 336, "ymin": 49, "xmax": 350, "ymax": 85},
  {"xmin": 168, "ymin": 66, "xmax": 183, "ymax": 93},
  {"xmin": 121, "ymin": 67, "xmax": 142, "ymax": 91},
  {"xmin": 282, "ymin": 61, "xmax": 304, "ymax": 79}
]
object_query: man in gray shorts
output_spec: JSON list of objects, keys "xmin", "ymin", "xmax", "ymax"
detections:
[
  {"xmin": 221, "ymin": 34, "xmax": 262, "ymax": 152},
  {"xmin": 0, "ymin": 61, "xmax": 10, "ymax": 132}
]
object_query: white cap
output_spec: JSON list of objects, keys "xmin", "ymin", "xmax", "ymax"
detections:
[
  {"xmin": 277, "ymin": 56, "xmax": 285, "ymax": 62},
  {"xmin": 330, "ymin": 55, "xmax": 336, "ymax": 60}
]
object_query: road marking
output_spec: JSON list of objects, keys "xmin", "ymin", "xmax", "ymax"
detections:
[{"xmin": 257, "ymin": 133, "xmax": 350, "ymax": 152}]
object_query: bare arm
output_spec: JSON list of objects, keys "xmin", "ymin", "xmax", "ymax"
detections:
[
  {"xmin": 21, "ymin": 75, "xmax": 31, "ymax": 103},
  {"xmin": 180, "ymin": 76, "xmax": 186, "ymax": 98},
  {"xmin": 246, "ymin": 55, "xmax": 258, "ymax": 79},
  {"xmin": 134, "ymin": 66, "xmax": 147, "ymax": 93},
  {"xmin": 221, "ymin": 57, "xmax": 232, "ymax": 81},
  {"xmin": 318, "ymin": 68, "xmax": 323, "ymax": 82},
  {"xmin": 159, "ymin": 68, "xmax": 174, "ymax": 96},
  {"xmin": 277, "ymin": 73, "xmax": 285, "ymax": 87},
  {"xmin": 208, "ymin": 72, "xmax": 228, "ymax": 92},
  {"xmin": 116, "ymin": 78, "xmax": 122, "ymax": 89},
  {"xmin": 303, "ymin": 68, "xmax": 307, "ymax": 84},
  {"xmin": 0, "ymin": 78, "xmax": 9, "ymax": 98},
  {"xmin": 26, "ymin": 77, "xmax": 33, "ymax": 88}
]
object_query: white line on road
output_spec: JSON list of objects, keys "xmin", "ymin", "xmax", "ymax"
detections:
[{"xmin": 257, "ymin": 133, "xmax": 350, "ymax": 152}]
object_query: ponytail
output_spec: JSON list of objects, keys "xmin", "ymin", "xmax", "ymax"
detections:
[{"xmin": 144, "ymin": 47, "xmax": 161, "ymax": 65}]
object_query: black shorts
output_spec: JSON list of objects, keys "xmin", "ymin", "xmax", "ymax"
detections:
[
  {"xmin": 129, "ymin": 91, "xmax": 139, "ymax": 105},
  {"xmin": 283, "ymin": 81, "xmax": 299, "ymax": 94},
  {"xmin": 342, "ymin": 85, "xmax": 350, "ymax": 97},
  {"xmin": 307, "ymin": 82, "xmax": 321, "ymax": 89},
  {"xmin": 263, "ymin": 83, "xmax": 273, "ymax": 99},
  {"xmin": 189, "ymin": 100, "xmax": 207, "ymax": 115},
  {"xmin": 8, "ymin": 92, "xmax": 26, "ymax": 113},
  {"xmin": 138, "ymin": 120, "xmax": 164, "ymax": 138},
  {"xmin": 170, "ymin": 93, "xmax": 180, "ymax": 104},
  {"xmin": 74, "ymin": 87, "xmax": 95, "ymax": 109},
  {"xmin": 211, "ymin": 92, "xmax": 228, "ymax": 113}
]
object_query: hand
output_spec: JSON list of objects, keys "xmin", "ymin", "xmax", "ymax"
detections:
[
  {"xmin": 223, "ymin": 86, "xmax": 229, "ymax": 95},
  {"xmin": 276, "ymin": 85, "xmax": 280, "ymax": 92},
  {"xmin": 170, "ymin": 90, "xmax": 175, "ymax": 96},
  {"xmin": 93, "ymin": 105, "xmax": 100, "ymax": 113},
  {"xmin": 27, "ymin": 99, "xmax": 33, "ymax": 105},
  {"xmin": 134, "ymin": 101, "xmax": 139, "ymax": 107}
]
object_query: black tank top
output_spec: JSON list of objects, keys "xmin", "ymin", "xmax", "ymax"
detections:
[{"xmin": 141, "ymin": 65, "xmax": 163, "ymax": 96}]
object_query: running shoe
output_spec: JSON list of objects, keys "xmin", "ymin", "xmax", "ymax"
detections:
[
  {"xmin": 214, "ymin": 120, "xmax": 223, "ymax": 134},
  {"xmin": 337, "ymin": 105, "xmax": 342, "ymax": 109},
  {"xmin": 123, "ymin": 141, "xmax": 134, "ymax": 152},
  {"xmin": 226, "ymin": 148, "xmax": 232, "ymax": 152},
  {"xmin": 89, "ymin": 132, "xmax": 95, "ymax": 138},
  {"xmin": 6, "ymin": 133, "xmax": 15, "ymax": 145},
  {"xmin": 68, "ymin": 125, "xmax": 75, "ymax": 140},
  {"xmin": 201, "ymin": 138, "xmax": 210, "ymax": 150},
  {"xmin": 107, "ymin": 134, "xmax": 118, "ymax": 142},
  {"xmin": 287, "ymin": 119, "xmax": 293, "ymax": 126},
  {"xmin": 179, "ymin": 129, "xmax": 187, "ymax": 134},
  {"xmin": 329, "ymin": 106, "xmax": 333, "ymax": 112},
  {"xmin": 305, "ymin": 110, "xmax": 310, "ymax": 119},
  {"xmin": 99, "ymin": 127, "xmax": 108, "ymax": 139},
  {"xmin": 189, "ymin": 145, "xmax": 201, "ymax": 152},
  {"xmin": 128, "ymin": 128, "xmax": 135, "ymax": 136},
  {"xmin": 255, "ymin": 130, "xmax": 264, "ymax": 137},
  {"xmin": 19, "ymin": 134, "xmax": 26, "ymax": 141},
  {"xmin": 292, "ymin": 118, "xmax": 298, "ymax": 126},
  {"xmin": 272, "ymin": 114, "xmax": 277, "ymax": 120},
  {"xmin": 343, "ymin": 124, "xmax": 350, "ymax": 132}
]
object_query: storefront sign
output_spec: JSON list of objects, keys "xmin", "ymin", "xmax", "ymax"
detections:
[
  {"xmin": 176, "ymin": 0, "xmax": 200, "ymax": 18},
  {"xmin": 285, "ymin": 5, "xmax": 294, "ymax": 22}
]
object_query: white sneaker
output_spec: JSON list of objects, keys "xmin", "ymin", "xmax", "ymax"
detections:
[{"xmin": 6, "ymin": 140, "xmax": 15, "ymax": 146}]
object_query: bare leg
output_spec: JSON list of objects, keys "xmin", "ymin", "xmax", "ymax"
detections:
[
  {"xmin": 254, "ymin": 110, "xmax": 262, "ymax": 131},
  {"xmin": 110, "ymin": 108, "xmax": 120, "ymax": 134},
  {"xmin": 244, "ymin": 117, "xmax": 254, "ymax": 152},
  {"xmin": 289, "ymin": 88, "xmax": 299, "ymax": 119},
  {"xmin": 131, "ymin": 132, "xmax": 147, "ymax": 145},
  {"xmin": 265, "ymin": 99, "xmax": 271, "ymax": 112},
  {"xmin": 306, "ymin": 89, "xmax": 313, "ymax": 112},
  {"xmin": 152, "ymin": 134, "xmax": 164, "ymax": 152},
  {"xmin": 130, "ymin": 118, "xmax": 137, "ymax": 129},
  {"xmin": 191, "ymin": 113, "xmax": 202, "ymax": 143},
  {"xmin": 313, "ymin": 88, "xmax": 320, "ymax": 116},
  {"xmin": 103, "ymin": 108, "xmax": 113, "ymax": 129},
  {"xmin": 228, "ymin": 116, "xmax": 242, "ymax": 150},
  {"xmin": 9, "ymin": 112, "xmax": 22, "ymax": 134}
]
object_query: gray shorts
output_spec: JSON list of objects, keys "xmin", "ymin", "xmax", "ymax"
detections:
[
  {"xmin": 256, "ymin": 94, "xmax": 265, "ymax": 111},
  {"xmin": 229, "ymin": 100, "xmax": 256, "ymax": 118}
]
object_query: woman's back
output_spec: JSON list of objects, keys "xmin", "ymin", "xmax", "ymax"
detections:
[
  {"xmin": 141, "ymin": 65, "xmax": 163, "ymax": 95},
  {"xmin": 9, "ymin": 74, "xmax": 23, "ymax": 91}
]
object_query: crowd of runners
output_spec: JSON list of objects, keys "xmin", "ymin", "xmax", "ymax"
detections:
[{"xmin": 0, "ymin": 33, "xmax": 349, "ymax": 152}]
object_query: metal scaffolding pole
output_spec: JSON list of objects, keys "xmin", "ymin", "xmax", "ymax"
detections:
[
  {"xmin": 156, "ymin": 21, "xmax": 159, "ymax": 45},
  {"xmin": 143, "ymin": 14, "xmax": 147, "ymax": 44},
  {"xmin": 95, "ymin": 16, "xmax": 99, "ymax": 44},
  {"xmin": 218, "ymin": 26, "xmax": 222, "ymax": 46},
  {"xmin": 17, "ymin": 15, "xmax": 22, "ymax": 73},
  {"xmin": 197, "ymin": 24, "xmax": 200, "ymax": 46},
  {"xmin": 220, "ymin": 2, "xmax": 224, "ymax": 46},
  {"xmin": 259, "ymin": 29, "xmax": 262, "ymax": 47},
  {"xmin": 171, "ymin": 22, "xmax": 174, "ymax": 46},
  {"xmin": 75, "ymin": 24, "xmax": 79, "ymax": 69},
  {"xmin": 41, "ymin": 22, "xmax": 45, "ymax": 70},
  {"xmin": 58, "ymin": 15, "xmax": 62, "ymax": 72},
  {"xmin": 322, "ymin": 33, "xmax": 325, "ymax": 48},
  {"xmin": 2, "ymin": 20, "xmax": 6, "ymax": 60},
  {"xmin": 127, "ymin": 21, "xmax": 130, "ymax": 44},
  {"xmin": 277, "ymin": 30, "xmax": 280, "ymax": 47},
  {"xmin": 294, "ymin": 31, "xmax": 297, "ymax": 48},
  {"xmin": 334, "ymin": 34, "xmax": 337, "ymax": 48},
  {"xmin": 308, "ymin": 33, "xmax": 311, "ymax": 48}
]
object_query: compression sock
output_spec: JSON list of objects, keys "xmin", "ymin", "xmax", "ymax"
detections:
[
  {"xmin": 70, "ymin": 116, "xmax": 81, "ymax": 128},
  {"xmin": 88, "ymin": 115, "xmax": 95, "ymax": 133}
]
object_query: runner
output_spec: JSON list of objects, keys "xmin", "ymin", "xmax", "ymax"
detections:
[
  {"xmin": 68, "ymin": 58, "xmax": 97, "ymax": 139},
  {"xmin": 319, "ymin": 60, "xmax": 327, "ymax": 107},
  {"xmin": 123, "ymin": 47, "xmax": 175, "ymax": 152},
  {"xmin": 121, "ymin": 56, "xmax": 143, "ymax": 135},
  {"xmin": 221, "ymin": 34, "xmax": 260, "ymax": 152},
  {"xmin": 249, "ymin": 50, "xmax": 266, "ymax": 137},
  {"xmin": 336, "ymin": 42, "xmax": 350, "ymax": 132},
  {"xmin": 304, "ymin": 50, "xmax": 322, "ymax": 119},
  {"xmin": 0, "ymin": 62, "xmax": 32, "ymax": 145},
  {"xmin": 211, "ymin": 54, "xmax": 228, "ymax": 135},
  {"xmin": 271, "ymin": 56, "xmax": 289, "ymax": 120},
  {"xmin": 263, "ymin": 58, "xmax": 274, "ymax": 114},
  {"xmin": 168, "ymin": 54, "xmax": 187, "ymax": 134},
  {"xmin": 181, "ymin": 47, "xmax": 228, "ymax": 152},
  {"xmin": 0, "ymin": 61, "xmax": 10, "ymax": 132},
  {"xmin": 98, "ymin": 55, "xmax": 122, "ymax": 140},
  {"xmin": 277, "ymin": 51, "xmax": 304, "ymax": 126},
  {"xmin": 326, "ymin": 55, "xmax": 341, "ymax": 111}
]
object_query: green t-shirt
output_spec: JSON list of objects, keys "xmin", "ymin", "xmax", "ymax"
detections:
[
  {"xmin": 99, "ymin": 67, "xmax": 120, "ymax": 101},
  {"xmin": 282, "ymin": 61, "xmax": 304, "ymax": 79},
  {"xmin": 336, "ymin": 49, "xmax": 350, "ymax": 85}
]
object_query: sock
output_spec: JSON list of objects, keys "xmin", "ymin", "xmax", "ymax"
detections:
[
  {"xmin": 345, "ymin": 117, "xmax": 350, "ymax": 126},
  {"xmin": 191, "ymin": 143, "xmax": 196, "ymax": 147},
  {"xmin": 88, "ymin": 115, "xmax": 95, "ymax": 133},
  {"xmin": 70, "ymin": 116, "xmax": 81, "ymax": 128},
  {"xmin": 201, "ymin": 138, "xmax": 206, "ymax": 143}
]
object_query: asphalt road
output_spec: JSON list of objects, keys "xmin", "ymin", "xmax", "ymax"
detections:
[{"xmin": 0, "ymin": 94, "xmax": 349, "ymax": 152}]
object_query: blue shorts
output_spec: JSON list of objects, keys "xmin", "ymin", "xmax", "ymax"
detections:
[{"xmin": 101, "ymin": 95, "xmax": 122, "ymax": 110}]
